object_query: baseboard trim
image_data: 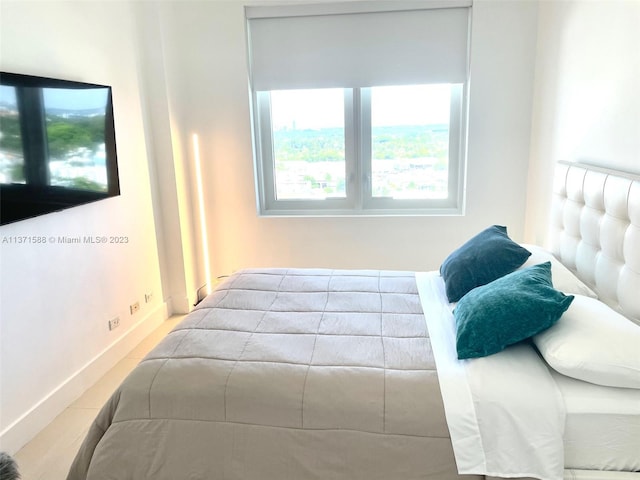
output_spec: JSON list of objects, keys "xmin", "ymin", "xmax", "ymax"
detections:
[{"xmin": 0, "ymin": 302, "xmax": 169, "ymax": 454}]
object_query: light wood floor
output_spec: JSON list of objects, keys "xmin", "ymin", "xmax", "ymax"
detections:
[{"xmin": 13, "ymin": 315, "xmax": 185, "ymax": 480}]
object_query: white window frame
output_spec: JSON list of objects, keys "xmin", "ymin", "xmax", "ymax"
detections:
[{"xmin": 251, "ymin": 84, "xmax": 467, "ymax": 216}]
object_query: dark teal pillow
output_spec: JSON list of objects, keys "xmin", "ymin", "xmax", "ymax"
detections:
[
  {"xmin": 454, "ymin": 262, "xmax": 574, "ymax": 360},
  {"xmin": 440, "ymin": 225, "xmax": 531, "ymax": 302}
]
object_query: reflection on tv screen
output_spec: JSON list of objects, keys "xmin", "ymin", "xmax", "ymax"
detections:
[{"xmin": 0, "ymin": 72, "xmax": 119, "ymax": 225}]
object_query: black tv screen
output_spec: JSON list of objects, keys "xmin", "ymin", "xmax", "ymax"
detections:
[{"xmin": 0, "ymin": 72, "xmax": 119, "ymax": 225}]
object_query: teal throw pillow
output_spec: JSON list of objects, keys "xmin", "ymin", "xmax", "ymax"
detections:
[
  {"xmin": 440, "ymin": 225, "xmax": 531, "ymax": 302},
  {"xmin": 454, "ymin": 262, "xmax": 574, "ymax": 360}
]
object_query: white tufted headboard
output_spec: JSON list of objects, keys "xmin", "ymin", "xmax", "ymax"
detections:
[{"xmin": 549, "ymin": 161, "xmax": 640, "ymax": 325}]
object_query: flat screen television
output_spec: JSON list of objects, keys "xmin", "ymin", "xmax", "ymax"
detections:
[{"xmin": 0, "ymin": 72, "xmax": 119, "ymax": 225}]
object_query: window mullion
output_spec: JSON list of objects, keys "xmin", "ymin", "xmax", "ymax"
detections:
[
  {"xmin": 344, "ymin": 88, "xmax": 360, "ymax": 209},
  {"xmin": 359, "ymin": 88, "xmax": 372, "ymax": 209}
]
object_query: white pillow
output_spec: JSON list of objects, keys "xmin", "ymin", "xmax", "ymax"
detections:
[
  {"xmin": 520, "ymin": 244, "xmax": 597, "ymax": 298},
  {"xmin": 533, "ymin": 295, "xmax": 640, "ymax": 389}
]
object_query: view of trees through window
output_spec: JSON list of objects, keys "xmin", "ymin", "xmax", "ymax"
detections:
[
  {"xmin": 370, "ymin": 85, "xmax": 450, "ymax": 199},
  {"xmin": 273, "ymin": 127, "xmax": 346, "ymax": 199},
  {"xmin": 270, "ymin": 85, "xmax": 451, "ymax": 201},
  {"xmin": 273, "ymin": 124, "xmax": 450, "ymax": 199},
  {"xmin": 271, "ymin": 88, "xmax": 346, "ymax": 200}
]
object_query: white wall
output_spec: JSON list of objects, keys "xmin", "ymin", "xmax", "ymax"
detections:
[
  {"xmin": 526, "ymin": 0, "xmax": 640, "ymax": 245},
  {"xmin": 146, "ymin": 0, "xmax": 540, "ymax": 278},
  {"xmin": 0, "ymin": 1, "xmax": 167, "ymax": 453}
]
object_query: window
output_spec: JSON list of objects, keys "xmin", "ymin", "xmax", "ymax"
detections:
[
  {"xmin": 246, "ymin": 1, "xmax": 471, "ymax": 215},
  {"xmin": 369, "ymin": 85, "xmax": 453, "ymax": 201},
  {"xmin": 270, "ymin": 88, "xmax": 346, "ymax": 201}
]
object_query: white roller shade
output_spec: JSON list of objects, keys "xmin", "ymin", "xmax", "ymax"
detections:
[{"xmin": 246, "ymin": 1, "xmax": 471, "ymax": 91}]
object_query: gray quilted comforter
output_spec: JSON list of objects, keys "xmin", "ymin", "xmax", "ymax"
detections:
[{"xmin": 68, "ymin": 268, "xmax": 479, "ymax": 480}]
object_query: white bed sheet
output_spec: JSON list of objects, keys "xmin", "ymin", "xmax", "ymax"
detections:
[
  {"xmin": 416, "ymin": 272, "xmax": 566, "ymax": 480},
  {"xmin": 549, "ymin": 368, "xmax": 640, "ymax": 472}
]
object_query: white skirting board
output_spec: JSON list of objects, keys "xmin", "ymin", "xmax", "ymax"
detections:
[{"xmin": 0, "ymin": 302, "xmax": 169, "ymax": 455}]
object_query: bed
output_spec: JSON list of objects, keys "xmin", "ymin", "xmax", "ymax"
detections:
[{"xmin": 67, "ymin": 161, "xmax": 640, "ymax": 480}]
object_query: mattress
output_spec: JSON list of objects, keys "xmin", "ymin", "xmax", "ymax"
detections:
[
  {"xmin": 67, "ymin": 268, "xmax": 479, "ymax": 480},
  {"xmin": 549, "ymin": 368, "xmax": 640, "ymax": 472}
]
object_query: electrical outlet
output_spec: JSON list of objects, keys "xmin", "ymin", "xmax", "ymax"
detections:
[
  {"xmin": 145, "ymin": 292, "xmax": 154, "ymax": 303},
  {"xmin": 130, "ymin": 301, "xmax": 140, "ymax": 314},
  {"xmin": 108, "ymin": 317, "xmax": 120, "ymax": 331}
]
